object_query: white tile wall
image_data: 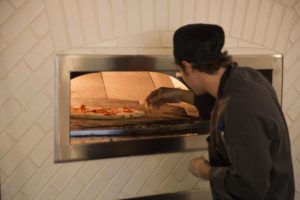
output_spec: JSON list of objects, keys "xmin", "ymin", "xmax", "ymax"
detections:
[
  {"xmin": 284, "ymin": 60, "xmax": 300, "ymax": 92},
  {"xmin": 35, "ymin": 186, "xmax": 57, "ymax": 200},
  {"xmin": 288, "ymin": 98, "xmax": 300, "ymax": 120},
  {"xmin": 242, "ymin": 0, "xmax": 261, "ymax": 41},
  {"xmin": 135, "ymin": 182, "xmax": 155, "ymax": 197},
  {"xmin": 96, "ymin": 0, "xmax": 115, "ymax": 39},
  {"xmin": 30, "ymin": 12, "xmax": 49, "ymax": 38},
  {"xmin": 296, "ymin": 1, "xmax": 300, "ymax": 15},
  {"xmin": 254, "ymin": 0, "xmax": 273, "ymax": 44},
  {"xmin": 118, "ymin": 32, "xmax": 160, "ymax": 47},
  {"xmin": 0, "ymin": 125, "xmax": 44, "ymax": 175},
  {"xmin": 124, "ymin": 155, "xmax": 146, "ymax": 174},
  {"xmin": 44, "ymin": 0, "xmax": 70, "ymax": 50},
  {"xmin": 121, "ymin": 156, "xmax": 161, "ymax": 197},
  {"xmin": 208, "ymin": 0, "xmax": 222, "ymax": 24},
  {"xmin": 169, "ymin": 0, "xmax": 182, "ymax": 30},
  {"xmin": 0, "ymin": 169, "xmax": 7, "ymax": 186},
  {"xmin": 37, "ymin": 107, "xmax": 54, "ymax": 132},
  {"xmin": 62, "ymin": 0, "xmax": 84, "ymax": 47},
  {"xmin": 78, "ymin": 0, "xmax": 99, "ymax": 43},
  {"xmin": 296, "ymin": 78, "xmax": 300, "ymax": 93},
  {"xmin": 127, "ymin": 0, "xmax": 142, "ymax": 34},
  {"xmin": 147, "ymin": 153, "xmax": 183, "ymax": 191},
  {"xmin": 22, "ymin": 155, "xmax": 60, "ymax": 200},
  {"xmin": 0, "ymin": 30, "xmax": 38, "ymax": 79},
  {"xmin": 219, "ymin": 0, "xmax": 235, "ymax": 34},
  {"xmin": 0, "ymin": 98, "xmax": 22, "ymax": 132},
  {"xmin": 111, "ymin": 0, "xmax": 127, "ymax": 37},
  {"xmin": 0, "ymin": 133, "xmax": 14, "ymax": 159},
  {"xmin": 275, "ymin": 8, "xmax": 295, "ymax": 52},
  {"xmin": 0, "ymin": 1, "xmax": 14, "ymax": 25},
  {"xmin": 98, "ymin": 165, "xmax": 132, "ymax": 200},
  {"xmin": 1, "ymin": 0, "xmax": 300, "ymax": 199},
  {"xmin": 0, "ymin": 61, "xmax": 31, "ymax": 106},
  {"xmin": 14, "ymin": 56, "xmax": 54, "ymax": 106},
  {"xmin": 283, "ymin": 87, "xmax": 299, "ymax": 111},
  {"xmin": 43, "ymin": 78, "xmax": 55, "ymax": 101},
  {"xmin": 0, "ymin": 0, "xmax": 44, "ymax": 43},
  {"xmin": 76, "ymin": 169, "xmax": 109, "ymax": 200},
  {"xmin": 281, "ymin": 0, "xmax": 299, "ymax": 7},
  {"xmin": 287, "ymin": 115, "xmax": 300, "ymax": 146},
  {"xmin": 49, "ymin": 162, "xmax": 83, "ymax": 193},
  {"xmin": 175, "ymin": 172, "xmax": 198, "ymax": 191},
  {"xmin": 158, "ymin": 174, "xmax": 178, "ymax": 193},
  {"xmin": 102, "ymin": 157, "xmax": 127, "ymax": 179},
  {"xmin": 285, "ymin": 39, "xmax": 300, "ymax": 69},
  {"xmin": 290, "ymin": 20, "xmax": 300, "ymax": 43},
  {"xmin": 264, "ymin": 3, "xmax": 284, "ymax": 48},
  {"xmin": 10, "ymin": 0, "xmax": 27, "ymax": 8},
  {"xmin": 141, "ymin": 0, "xmax": 155, "ymax": 32},
  {"xmin": 0, "ymin": 35, "xmax": 7, "ymax": 53},
  {"xmin": 2, "ymin": 159, "xmax": 36, "ymax": 200},
  {"xmin": 195, "ymin": 0, "xmax": 209, "ymax": 22},
  {"xmin": 56, "ymin": 177, "xmax": 84, "ymax": 200},
  {"xmin": 29, "ymin": 131, "xmax": 53, "ymax": 166},
  {"xmin": 77, "ymin": 159, "xmax": 107, "ymax": 185},
  {"xmin": 24, "ymin": 33, "xmax": 54, "ymax": 70},
  {"xmin": 182, "ymin": 0, "xmax": 195, "ymax": 25},
  {"xmin": 154, "ymin": 0, "xmax": 168, "ymax": 30},
  {"xmin": 7, "ymin": 92, "xmax": 50, "ymax": 140}
]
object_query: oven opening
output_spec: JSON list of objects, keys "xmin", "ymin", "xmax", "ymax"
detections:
[
  {"xmin": 69, "ymin": 71, "xmax": 208, "ymax": 145},
  {"xmin": 55, "ymin": 54, "xmax": 282, "ymax": 162}
]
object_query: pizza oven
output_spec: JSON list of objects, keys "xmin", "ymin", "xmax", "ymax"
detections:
[{"xmin": 54, "ymin": 54, "xmax": 283, "ymax": 162}]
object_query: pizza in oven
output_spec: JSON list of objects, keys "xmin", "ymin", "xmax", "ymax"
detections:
[{"xmin": 71, "ymin": 104, "xmax": 145, "ymax": 119}]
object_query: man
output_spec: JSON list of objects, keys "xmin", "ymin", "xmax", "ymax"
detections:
[{"xmin": 145, "ymin": 24, "xmax": 295, "ymax": 199}]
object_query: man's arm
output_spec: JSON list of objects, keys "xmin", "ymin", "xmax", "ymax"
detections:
[
  {"xmin": 145, "ymin": 87, "xmax": 215, "ymax": 120},
  {"xmin": 194, "ymin": 93, "xmax": 215, "ymax": 120}
]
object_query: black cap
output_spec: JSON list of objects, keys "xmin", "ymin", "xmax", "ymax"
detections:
[{"xmin": 173, "ymin": 23, "xmax": 225, "ymax": 64}]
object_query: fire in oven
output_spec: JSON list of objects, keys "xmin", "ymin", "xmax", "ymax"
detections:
[{"xmin": 54, "ymin": 54, "xmax": 283, "ymax": 162}]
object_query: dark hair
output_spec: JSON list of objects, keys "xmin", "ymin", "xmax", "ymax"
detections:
[{"xmin": 176, "ymin": 51, "xmax": 233, "ymax": 74}]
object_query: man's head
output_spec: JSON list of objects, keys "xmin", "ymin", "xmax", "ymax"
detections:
[{"xmin": 173, "ymin": 23, "xmax": 232, "ymax": 74}]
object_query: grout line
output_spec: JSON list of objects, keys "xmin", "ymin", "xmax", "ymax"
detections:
[
  {"xmin": 109, "ymin": 0, "xmax": 116, "ymax": 37},
  {"xmin": 218, "ymin": 0, "xmax": 225, "ymax": 25},
  {"xmin": 75, "ymin": 160, "xmax": 110, "ymax": 200},
  {"xmin": 6, "ymin": 0, "xmax": 17, "ymax": 9},
  {"xmin": 58, "ymin": 0, "xmax": 72, "ymax": 48},
  {"xmin": 1, "ymin": 1, "xmax": 44, "ymax": 44},
  {"xmin": 137, "ymin": 0, "xmax": 143, "ymax": 33},
  {"xmin": 1, "ymin": 158, "xmax": 38, "ymax": 200},
  {"xmin": 23, "ymin": 30, "xmax": 53, "ymax": 71},
  {"xmin": 32, "ymin": 154, "xmax": 61, "ymax": 199},
  {"xmin": 0, "ymin": 132, "xmax": 15, "ymax": 163},
  {"xmin": 123, "ymin": 0, "xmax": 129, "ymax": 37},
  {"xmin": 42, "ymin": 0, "xmax": 60, "ymax": 52},
  {"xmin": 93, "ymin": 0, "xmax": 102, "ymax": 40},
  {"xmin": 228, "ymin": 0, "xmax": 237, "ymax": 37}
]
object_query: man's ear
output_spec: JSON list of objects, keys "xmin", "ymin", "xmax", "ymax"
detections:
[{"xmin": 181, "ymin": 60, "xmax": 193, "ymax": 75}]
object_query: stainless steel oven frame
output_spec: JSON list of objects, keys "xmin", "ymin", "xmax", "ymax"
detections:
[{"xmin": 54, "ymin": 54, "xmax": 283, "ymax": 163}]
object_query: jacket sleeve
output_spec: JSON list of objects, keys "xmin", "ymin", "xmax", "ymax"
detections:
[
  {"xmin": 194, "ymin": 93, "xmax": 215, "ymax": 120},
  {"xmin": 210, "ymin": 108, "xmax": 272, "ymax": 200}
]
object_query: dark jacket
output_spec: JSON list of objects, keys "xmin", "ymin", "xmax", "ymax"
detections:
[{"xmin": 195, "ymin": 64, "xmax": 295, "ymax": 200}]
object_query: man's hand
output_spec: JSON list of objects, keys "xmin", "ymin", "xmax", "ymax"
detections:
[
  {"xmin": 145, "ymin": 87, "xmax": 193, "ymax": 109},
  {"xmin": 189, "ymin": 156, "xmax": 211, "ymax": 180}
]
